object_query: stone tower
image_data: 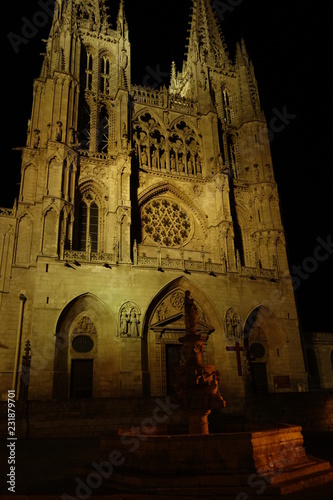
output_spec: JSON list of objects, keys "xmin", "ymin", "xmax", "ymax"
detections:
[{"xmin": 0, "ymin": 0, "xmax": 308, "ymax": 405}]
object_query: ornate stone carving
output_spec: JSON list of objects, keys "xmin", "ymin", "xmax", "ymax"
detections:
[
  {"xmin": 119, "ymin": 302, "xmax": 141, "ymax": 337},
  {"xmin": 141, "ymin": 198, "xmax": 192, "ymax": 247},
  {"xmin": 133, "ymin": 112, "xmax": 202, "ymax": 178},
  {"xmin": 72, "ymin": 315, "xmax": 97, "ymax": 336},
  {"xmin": 225, "ymin": 307, "xmax": 242, "ymax": 341}
]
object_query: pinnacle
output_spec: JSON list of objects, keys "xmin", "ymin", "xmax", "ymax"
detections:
[{"xmin": 186, "ymin": 0, "xmax": 230, "ymax": 68}]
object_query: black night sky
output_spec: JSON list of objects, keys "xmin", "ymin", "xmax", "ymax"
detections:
[{"xmin": 2, "ymin": 0, "xmax": 332, "ymax": 332}]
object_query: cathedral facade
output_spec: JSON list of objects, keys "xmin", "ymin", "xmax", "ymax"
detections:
[{"xmin": 0, "ymin": 0, "xmax": 308, "ymax": 405}]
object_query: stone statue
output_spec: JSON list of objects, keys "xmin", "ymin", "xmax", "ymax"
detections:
[
  {"xmin": 129, "ymin": 310, "xmax": 139, "ymax": 337},
  {"xmin": 151, "ymin": 149, "xmax": 158, "ymax": 169},
  {"xmin": 226, "ymin": 308, "xmax": 242, "ymax": 340},
  {"xmin": 141, "ymin": 147, "xmax": 148, "ymax": 167},
  {"xmin": 178, "ymin": 156, "xmax": 185, "ymax": 173},
  {"xmin": 120, "ymin": 310, "xmax": 128, "ymax": 336},
  {"xmin": 56, "ymin": 121, "xmax": 63, "ymax": 142},
  {"xmin": 170, "ymin": 153, "xmax": 176, "ymax": 172},
  {"xmin": 188, "ymin": 157, "xmax": 194, "ymax": 175},
  {"xmin": 172, "ymin": 291, "xmax": 226, "ymax": 434},
  {"xmin": 33, "ymin": 129, "xmax": 40, "ymax": 149}
]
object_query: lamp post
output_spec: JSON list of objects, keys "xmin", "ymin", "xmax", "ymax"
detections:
[{"xmin": 12, "ymin": 293, "xmax": 27, "ymax": 396}]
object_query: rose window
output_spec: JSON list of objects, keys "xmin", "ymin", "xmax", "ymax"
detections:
[
  {"xmin": 141, "ymin": 199, "xmax": 192, "ymax": 247},
  {"xmin": 72, "ymin": 335, "xmax": 95, "ymax": 353}
]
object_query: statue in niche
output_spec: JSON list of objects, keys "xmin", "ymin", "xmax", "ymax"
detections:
[
  {"xmin": 188, "ymin": 156, "xmax": 194, "ymax": 175},
  {"xmin": 151, "ymin": 149, "xmax": 158, "ymax": 169},
  {"xmin": 56, "ymin": 121, "xmax": 63, "ymax": 142},
  {"xmin": 141, "ymin": 147, "xmax": 148, "ymax": 167},
  {"xmin": 33, "ymin": 129, "xmax": 40, "ymax": 149},
  {"xmin": 226, "ymin": 308, "xmax": 242, "ymax": 341},
  {"xmin": 160, "ymin": 151, "xmax": 166, "ymax": 170},
  {"xmin": 170, "ymin": 153, "xmax": 176, "ymax": 172},
  {"xmin": 120, "ymin": 310, "xmax": 128, "ymax": 336},
  {"xmin": 129, "ymin": 310, "xmax": 139, "ymax": 337},
  {"xmin": 69, "ymin": 127, "xmax": 76, "ymax": 145},
  {"xmin": 119, "ymin": 302, "xmax": 141, "ymax": 337},
  {"xmin": 178, "ymin": 155, "xmax": 185, "ymax": 173}
]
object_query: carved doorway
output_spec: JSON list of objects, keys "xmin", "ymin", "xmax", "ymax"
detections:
[
  {"xmin": 146, "ymin": 283, "xmax": 215, "ymax": 396},
  {"xmin": 70, "ymin": 359, "xmax": 94, "ymax": 399},
  {"xmin": 251, "ymin": 362, "xmax": 268, "ymax": 394}
]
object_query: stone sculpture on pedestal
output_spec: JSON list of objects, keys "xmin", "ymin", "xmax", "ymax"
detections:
[{"xmin": 172, "ymin": 290, "xmax": 226, "ymax": 434}]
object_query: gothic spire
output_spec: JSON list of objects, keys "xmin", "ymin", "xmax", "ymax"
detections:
[
  {"xmin": 117, "ymin": 0, "xmax": 129, "ymax": 39},
  {"xmin": 187, "ymin": 0, "xmax": 230, "ymax": 68},
  {"xmin": 72, "ymin": 0, "xmax": 111, "ymax": 33}
]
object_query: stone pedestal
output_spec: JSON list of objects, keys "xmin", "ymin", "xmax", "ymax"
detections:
[
  {"xmin": 171, "ymin": 291, "xmax": 226, "ymax": 434},
  {"xmin": 188, "ymin": 410, "xmax": 211, "ymax": 435}
]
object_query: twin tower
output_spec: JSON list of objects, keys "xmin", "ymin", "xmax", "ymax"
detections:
[{"xmin": 0, "ymin": 1, "xmax": 307, "ymax": 402}]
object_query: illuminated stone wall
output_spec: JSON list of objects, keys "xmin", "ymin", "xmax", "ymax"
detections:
[{"xmin": 0, "ymin": 0, "xmax": 309, "ymax": 403}]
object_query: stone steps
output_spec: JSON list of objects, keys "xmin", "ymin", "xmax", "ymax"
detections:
[{"xmin": 106, "ymin": 466, "xmax": 333, "ymax": 497}]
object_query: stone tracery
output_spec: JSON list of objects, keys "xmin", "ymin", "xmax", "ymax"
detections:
[
  {"xmin": 133, "ymin": 112, "xmax": 202, "ymax": 177},
  {"xmin": 141, "ymin": 198, "xmax": 192, "ymax": 247}
]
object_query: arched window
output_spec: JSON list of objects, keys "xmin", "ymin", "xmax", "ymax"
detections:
[
  {"xmin": 78, "ymin": 198, "xmax": 99, "ymax": 252},
  {"xmin": 90, "ymin": 203, "xmax": 98, "ymax": 252},
  {"xmin": 222, "ymin": 88, "xmax": 232, "ymax": 124},
  {"xmin": 98, "ymin": 107, "xmax": 109, "ymax": 154},
  {"xmin": 100, "ymin": 56, "xmax": 111, "ymax": 95},
  {"xmin": 227, "ymin": 136, "xmax": 237, "ymax": 178}
]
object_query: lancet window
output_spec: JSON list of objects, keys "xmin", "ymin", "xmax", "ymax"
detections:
[
  {"xmin": 100, "ymin": 56, "xmax": 111, "ymax": 95},
  {"xmin": 98, "ymin": 106, "xmax": 109, "ymax": 154},
  {"xmin": 78, "ymin": 196, "xmax": 99, "ymax": 252},
  {"xmin": 222, "ymin": 88, "xmax": 232, "ymax": 124},
  {"xmin": 227, "ymin": 136, "xmax": 237, "ymax": 178}
]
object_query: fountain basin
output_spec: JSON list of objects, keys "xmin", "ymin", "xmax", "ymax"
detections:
[{"xmin": 99, "ymin": 422, "xmax": 333, "ymax": 496}]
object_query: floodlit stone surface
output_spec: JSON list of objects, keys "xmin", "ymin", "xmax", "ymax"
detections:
[
  {"xmin": 100, "ymin": 423, "xmax": 333, "ymax": 495},
  {"xmin": 0, "ymin": 0, "xmax": 318, "ymax": 403}
]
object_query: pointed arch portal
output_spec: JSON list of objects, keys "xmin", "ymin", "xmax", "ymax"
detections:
[
  {"xmin": 142, "ymin": 277, "xmax": 220, "ymax": 396},
  {"xmin": 52, "ymin": 293, "xmax": 116, "ymax": 399},
  {"xmin": 243, "ymin": 305, "xmax": 287, "ymax": 394}
]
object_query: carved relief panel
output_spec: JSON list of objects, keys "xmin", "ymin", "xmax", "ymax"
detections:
[
  {"xmin": 70, "ymin": 315, "xmax": 97, "ymax": 358},
  {"xmin": 119, "ymin": 302, "xmax": 141, "ymax": 337},
  {"xmin": 225, "ymin": 307, "xmax": 242, "ymax": 341}
]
